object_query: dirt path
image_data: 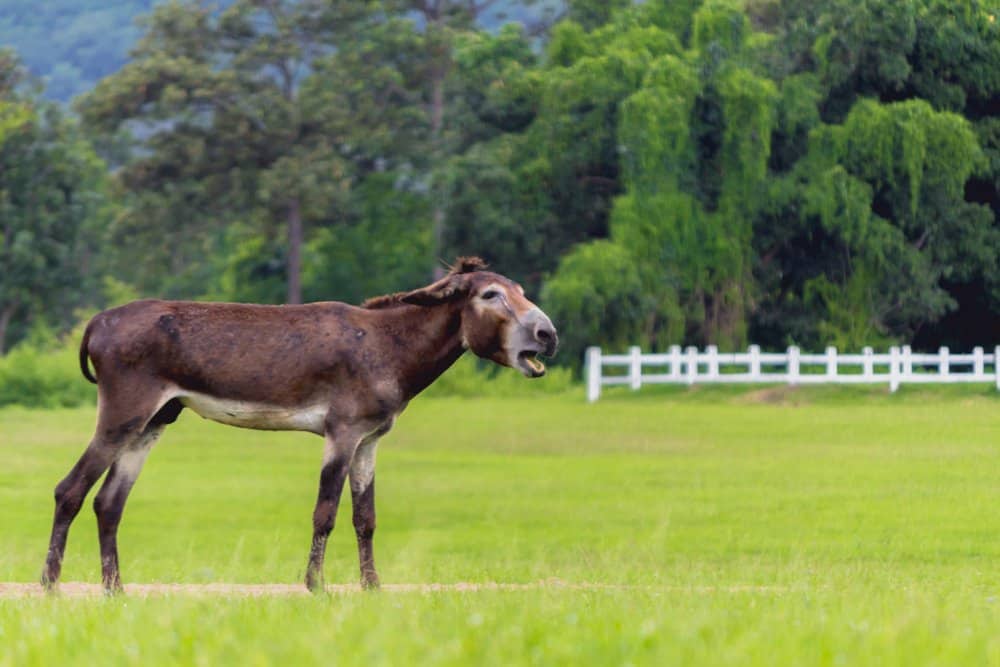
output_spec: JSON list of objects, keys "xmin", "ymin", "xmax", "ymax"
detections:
[{"xmin": 0, "ymin": 581, "xmax": 795, "ymax": 598}]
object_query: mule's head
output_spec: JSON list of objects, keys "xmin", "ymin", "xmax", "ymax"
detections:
[{"xmin": 400, "ymin": 258, "xmax": 558, "ymax": 377}]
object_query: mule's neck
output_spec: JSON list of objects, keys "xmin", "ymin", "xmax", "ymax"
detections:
[{"xmin": 377, "ymin": 301, "xmax": 467, "ymax": 400}]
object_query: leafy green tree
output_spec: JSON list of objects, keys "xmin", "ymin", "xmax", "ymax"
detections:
[
  {"xmin": 77, "ymin": 0, "xmax": 374, "ymax": 304},
  {"xmin": 302, "ymin": 173, "xmax": 432, "ymax": 305},
  {"xmin": 77, "ymin": 0, "xmax": 549, "ymax": 301},
  {"xmin": 564, "ymin": 0, "xmax": 631, "ymax": 31},
  {"xmin": 534, "ymin": 0, "xmax": 996, "ymax": 362},
  {"xmin": 0, "ymin": 53, "xmax": 110, "ymax": 353},
  {"xmin": 388, "ymin": 1, "xmax": 544, "ymax": 278},
  {"xmin": 443, "ymin": 5, "xmax": 689, "ymax": 291},
  {"xmin": 802, "ymin": 100, "xmax": 990, "ymax": 345},
  {"xmin": 536, "ymin": 0, "xmax": 779, "ymax": 358},
  {"xmin": 2, "ymin": 0, "xmax": 992, "ymax": 359},
  {"xmin": 0, "ymin": 50, "xmax": 31, "ymax": 145},
  {"xmin": 541, "ymin": 240, "xmax": 649, "ymax": 367},
  {"xmin": 752, "ymin": 0, "xmax": 999, "ymax": 348}
]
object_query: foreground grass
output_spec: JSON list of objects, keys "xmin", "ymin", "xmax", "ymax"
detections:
[
  {"xmin": 3, "ymin": 387, "xmax": 1000, "ymax": 664},
  {"xmin": 6, "ymin": 585, "xmax": 1000, "ymax": 665}
]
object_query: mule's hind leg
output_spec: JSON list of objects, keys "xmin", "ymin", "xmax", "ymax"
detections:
[
  {"xmin": 93, "ymin": 399, "xmax": 182, "ymax": 593},
  {"xmin": 93, "ymin": 424, "xmax": 164, "ymax": 593},
  {"xmin": 41, "ymin": 439, "xmax": 118, "ymax": 590},
  {"xmin": 41, "ymin": 386, "xmax": 170, "ymax": 592}
]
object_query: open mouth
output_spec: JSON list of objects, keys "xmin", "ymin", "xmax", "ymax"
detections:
[{"xmin": 517, "ymin": 350, "xmax": 546, "ymax": 377}]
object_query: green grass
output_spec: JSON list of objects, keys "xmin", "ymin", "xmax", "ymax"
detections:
[{"xmin": 3, "ymin": 387, "xmax": 1000, "ymax": 664}]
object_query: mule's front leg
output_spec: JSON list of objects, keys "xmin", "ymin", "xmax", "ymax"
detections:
[
  {"xmin": 304, "ymin": 425, "xmax": 357, "ymax": 592},
  {"xmin": 350, "ymin": 435, "xmax": 380, "ymax": 589}
]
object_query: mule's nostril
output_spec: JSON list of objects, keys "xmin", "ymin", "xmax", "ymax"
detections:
[{"xmin": 536, "ymin": 328, "xmax": 552, "ymax": 342}]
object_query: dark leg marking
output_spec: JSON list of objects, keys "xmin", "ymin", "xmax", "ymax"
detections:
[
  {"xmin": 41, "ymin": 443, "xmax": 117, "ymax": 590},
  {"xmin": 104, "ymin": 417, "xmax": 143, "ymax": 445},
  {"xmin": 42, "ymin": 388, "xmax": 166, "ymax": 593},
  {"xmin": 351, "ymin": 479, "xmax": 378, "ymax": 589},
  {"xmin": 348, "ymin": 430, "xmax": 382, "ymax": 590},
  {"xmin": 304, "ymin": 453, "xmax": 351, "ymax": 592}
]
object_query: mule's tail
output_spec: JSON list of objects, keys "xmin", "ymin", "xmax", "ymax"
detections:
[{"xmin": 79, "ymin": 321, "xmax": 97, "ymax": 384}]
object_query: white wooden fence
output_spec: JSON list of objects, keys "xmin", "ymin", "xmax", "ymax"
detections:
[{"xmin": 585, "ymin": 345, "xmax": 1000, "ymax": 402}]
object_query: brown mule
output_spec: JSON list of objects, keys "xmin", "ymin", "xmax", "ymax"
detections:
[{"xmin": 40, "ymin": 258, "xmax": 557, "ymax": 594}]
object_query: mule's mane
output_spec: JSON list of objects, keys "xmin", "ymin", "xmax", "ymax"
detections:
[{"xmin": 361, "ymin": 257, "xmax": 488, "ymax": 310}]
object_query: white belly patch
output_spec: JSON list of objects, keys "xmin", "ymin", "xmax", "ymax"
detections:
[{"xmin": 179, "ymin": 392, "xmax": 328, "ymax": 434}]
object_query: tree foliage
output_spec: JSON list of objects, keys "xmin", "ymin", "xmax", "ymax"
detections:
[
  {"xmin": 0, "ymin": 0, "xmax": 997, "ymax": 372},
  {"xmin": 0, "ymin": 53, "xmax": 110, "ymax": 353},
  {"xmin": 531, "ymin": 0, "xmax": 997, "ymax": 367},
  {"xmin": 77, "ymin": 0, "xmax": 376, "ymax": 304}
]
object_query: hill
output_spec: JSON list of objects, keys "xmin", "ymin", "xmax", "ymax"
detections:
[
  {"xmin": 0, "ymin": 0, "xmax": 561, "ymax": 102},
  {"xmin": 0, "ymin": 0, "xmax": 161, "ymax": 101}
]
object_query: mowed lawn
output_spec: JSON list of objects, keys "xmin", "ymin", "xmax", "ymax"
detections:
[{"xmin": 3, "ymin": 386, "xmax": 1000, "ymax": 664}]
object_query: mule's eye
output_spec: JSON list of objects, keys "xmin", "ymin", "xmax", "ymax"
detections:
[{"xmin": 481, "ymin": 289, "xmax": 500, "ymax": 300}]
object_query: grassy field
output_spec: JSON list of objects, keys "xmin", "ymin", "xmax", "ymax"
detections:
[{"xmin": 3, "ymin": 385, "xmax": 1000, "ymax": 664}]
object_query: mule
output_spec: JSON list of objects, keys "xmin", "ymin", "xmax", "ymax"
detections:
[{"xmin": 41, "ymin": 257, "xmax": 557, "ymax": 594}]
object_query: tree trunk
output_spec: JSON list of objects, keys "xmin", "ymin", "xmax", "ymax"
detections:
[
  {"xmin": 432, "ymin": 206, "xmax": 447, "ymax": 281},
  {"xmin": 429, "ymin": 68, "xmax": 447, "ymax": 281},
  {"xmin": 286, "ymin": 198, "xmax": 303, "ymax": 305},
  {"xmin": 0, "ymin": 303, "xmax": 14, "ymax": 357}
]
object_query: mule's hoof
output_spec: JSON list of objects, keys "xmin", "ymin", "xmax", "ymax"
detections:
[
  {"xmin": 39, "ymin": 574, "xmax": 59, "ymax": 595},
  {"xmin": 361, "ymin": 575, "xmax": 381, "ymax": 591},
  {"xmin": 305, "ymin": 573, "xmax": 325, "ymax": 594}
]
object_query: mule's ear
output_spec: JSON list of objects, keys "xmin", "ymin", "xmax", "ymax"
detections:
[{"xmin": 400, "ymin": 276, "xmax": 468, "ymax": 306}]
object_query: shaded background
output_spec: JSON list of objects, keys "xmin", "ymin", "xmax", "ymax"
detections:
[{"xmin": 0, "ymin": 0, "xmax": 997, "ymax": 372}]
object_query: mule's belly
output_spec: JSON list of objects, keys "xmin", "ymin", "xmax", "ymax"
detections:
[{"xmin": 178, "ymin": 393, "xmax": 328, "ymax": 434}]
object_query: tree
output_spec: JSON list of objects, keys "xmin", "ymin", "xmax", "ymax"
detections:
[
  {"xmin": 798, "ymin": 99, "xmax": 991, "ymax": 345},
  {"xmin": 535, "ymin": 0, "xmax": 996, "ymax": 362},
  {"xmin": 78, "ymin": 0, "xmax": 374, "ymax": 304},
  {"xmin": 0, "ymin": 52, "xmax": 110, "ymax": 353},
  {"xmin": 0, "ymin": 52, "xmax": 32, "ymax": 144},
  {"xmin": 537, "ymin": 0, "xmax": 779, "ymax": 358},
  {"xmin": 442, "ymin": 5, "xmax": 688, "ymax": 292},
  {"xmin": 391, "ymin": 1, "xmax": 544, "ymax": 278},
  {"xmin": 752, "ymin": 0, "xmax": 1000, "ymax": 348}
]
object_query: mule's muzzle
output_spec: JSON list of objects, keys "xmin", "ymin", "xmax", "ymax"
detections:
[
  {"xmin": 513, "ymin": 310, "xmax": 558, "ymax": 378},
  {"xmin": 534, "ymin": 324, "xmax": 558, "ymax": 358}
]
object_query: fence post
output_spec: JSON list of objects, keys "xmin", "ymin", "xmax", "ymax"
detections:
[
  {"xmin": 902, "ymin": 345, "xmax": 913, "ymax": 380},
  {"xmin": 939, "ymin": 346, "xmax": 949, "ymax": 379},
  {"xmin": 889, "ymin": 346, "xmax": 900, "ymax": 393},
  {"xmin": 586, "ymin": 346, "xmax": 602, "ymax": 403},
  {"xmin": 629, "ymin": 345, "xmax": 642, "ymax": 391},
  {"xmin": 749, "ymin": 345, "xmax": 761, "ymax": 380},
  {"xmin": 995, "ymin": 346, "xmax": 1000, "ymax": 391},
  {"xmin": 863, "ymin": 347, "xmax": 874, "ymax": 381},
  {"xmin": 788, "ymin": 346, "xmax": 800, "ymax": 386},
  {"xmin": 706, "ymin": 345, "xmax": 719, "ymax": 379},
  {"xmin": 670, "ymin": 345, "xmax": 682, "ymax": 381},
  {"xmin": 825, "ymin": 346, "xmax": 837, "ymax": 378},
  {"xmin": 685, "ymin": 346, "xmax": 698, "ymax": 386},
  {"xmin": 973, "ymin": 346, "xmax": 984, "ymax": 378}
]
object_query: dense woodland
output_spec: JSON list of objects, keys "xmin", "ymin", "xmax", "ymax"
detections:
[{"xmin": 0, "ymin": 0, "xmax": 998, "ymax": 370}]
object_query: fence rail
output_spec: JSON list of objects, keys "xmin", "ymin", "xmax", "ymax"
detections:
[{"xmin": 584, "ymin": 345, "xmax": 1000, "ymax": 402}]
